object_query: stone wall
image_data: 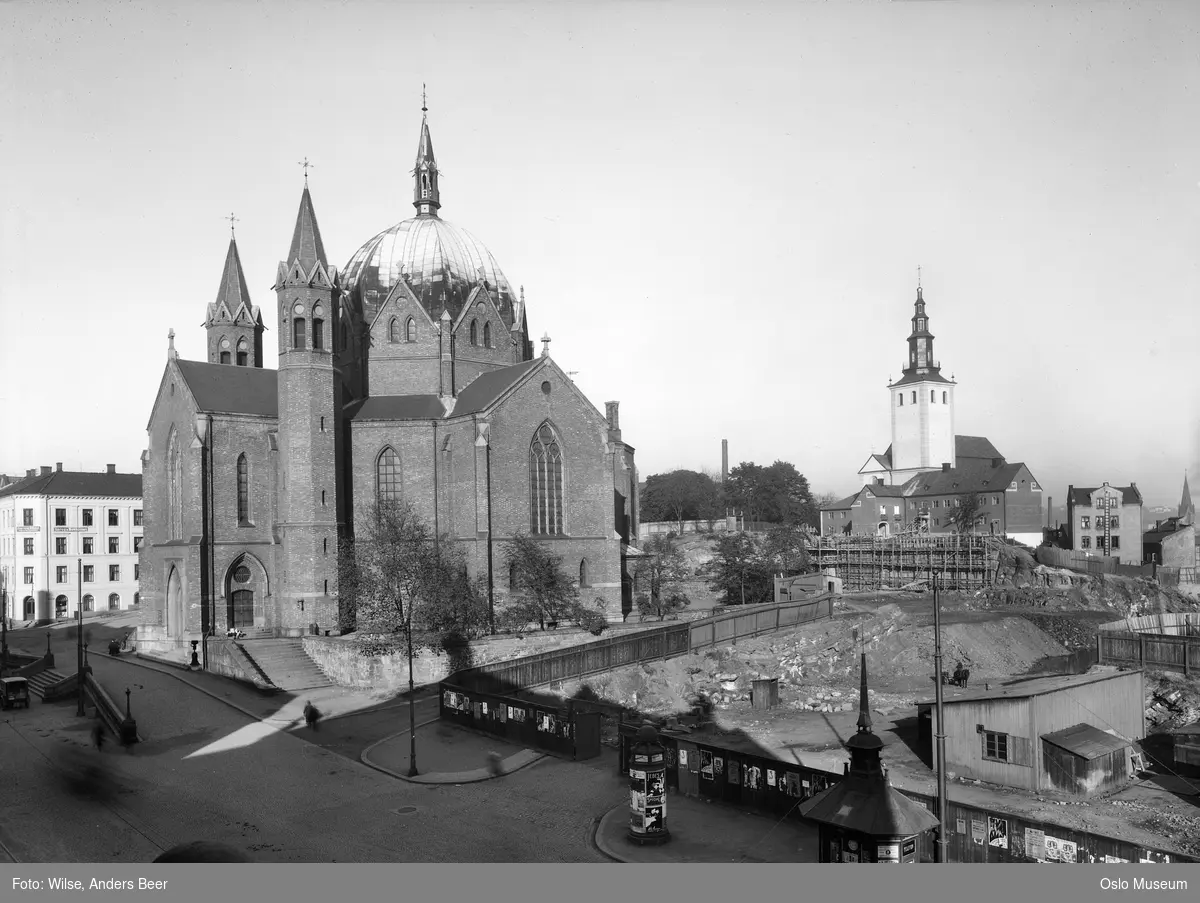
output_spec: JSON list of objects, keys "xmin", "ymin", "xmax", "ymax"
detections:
[{"xmin": 301, "ymin": 625, "xmax": 632, "ymax": 693}]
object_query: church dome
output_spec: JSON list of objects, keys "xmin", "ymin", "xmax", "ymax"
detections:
[{"xmin": 342, "ymin": 216, "xmax": 517, "ymax": 322}]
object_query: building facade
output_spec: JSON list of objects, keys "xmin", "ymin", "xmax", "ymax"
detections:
[
  {"xmin": 1065, "ymin": 482, "xmax": 1144, "ymax": 565},
  {"xmin": 0, "ymin": 465, "xmax": 143, "ymax": 622},
  {"xmin": 140, "ymin": 106, "xmax": 638, "ymax": 656}
]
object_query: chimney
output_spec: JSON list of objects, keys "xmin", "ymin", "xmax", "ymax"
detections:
[
  {"xmin": 55, "ymin": 462, "xmax": 63, "ymax": 472},
  {"xmin": 722, "ymin": 439, "xmax": 729, "ymax": 484},
  {"xmin": 40, "ymin": 466, "xmax": 51, "ymax": 476},
  {"xmin": 991, "ymin": 457, "xmax": 1004, "ymax": 468},
  {"xmin": 26, "ymin": 468, "xmax": 35, "ymax": 477},
  {"xmin": 106, "ymin": 464, "xmax": 116, "ymax": 475},
  {"xmin": 942, "ymin": 463, "xmax": 951, "ymax": 473},
  {"xmin": 875, "ymin": 477, "xmax": 884, "ymax": 486},
  {"xmin": 1047, "ymin": 496, "xmax": 1053, "ymax": 528}
]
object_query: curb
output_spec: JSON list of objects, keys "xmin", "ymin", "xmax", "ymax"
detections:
[
  {"xmin": 592, "ymin": 805, "xmax": 631, "ymax": 862},
  {"xmin": 360, "ymin": 725, "xmax": 547, "ymax": 784}
]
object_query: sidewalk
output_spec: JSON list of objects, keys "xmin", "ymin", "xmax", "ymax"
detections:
[
  {"xmin": 361, "ymin": 718, "xmax": 546, "ymax": 783},
  {"xmin": 594, "ymin": 792, "xmax": 819, "ymax": 863}
]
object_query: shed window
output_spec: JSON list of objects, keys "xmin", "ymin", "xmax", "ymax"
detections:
[{"xmin": 982, "ymin": 730, "xmax": 1009, "ymax": 762}]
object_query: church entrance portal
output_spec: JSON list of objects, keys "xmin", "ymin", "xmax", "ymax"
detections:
[{"xmin": 229, "ymin": 590, "xmax": 254, "ymax": 629}]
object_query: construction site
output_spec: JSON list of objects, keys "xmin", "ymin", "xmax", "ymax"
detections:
[{"xmin": 804, "ymin": 530, "xmax": 1002, "ymax": 591}]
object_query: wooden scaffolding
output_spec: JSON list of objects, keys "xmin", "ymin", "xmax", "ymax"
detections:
[{"xmin": 806, "ymin": 531, "xmax": 1001, "ymax": 591}]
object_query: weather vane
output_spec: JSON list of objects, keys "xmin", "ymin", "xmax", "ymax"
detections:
[
  {"xmin": 226, "ymin": 212, "xmax": 239, "ymax": 237},
  {"xmin": 422, "ymin": 83, "xmax": 427, "ymax": 113},
  {"xmin": 299, "ymin": 157, "xmax": 314, "ymax": 183},
  {"xmin": 917, "ymin": 264, "xmax": 922, "ymax": 289}
]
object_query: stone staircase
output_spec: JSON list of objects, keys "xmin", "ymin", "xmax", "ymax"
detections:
[
  {"xmin": 237, "ymin": 639, "xmax": 332, "ymax": 692},
  {"xmin": 26, "ymin": 669, "xmax": 71, "ymax": 699}
]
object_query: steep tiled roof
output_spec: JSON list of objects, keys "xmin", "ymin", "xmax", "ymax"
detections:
[
  {"xmin": 1068, "ymin": 485, "xmax": 1142, "ymax": 507},
  {"xmin": 0, "ymin": 471, "xmax": 142, "ymax": 499},
  {"xmin": 900, "ymin": 459, "xmax": 1027, "ymax": 498},
  {"xmin": 955, "ymin": 435, "xmax": 1003, "ymax": 460},
  {"xmin": 349, "ymin": 395, "xmax": 445, "ymax": 421},
  {"xmin": 822, "ymin": 484, "xmax": 908, "ymax": 511},
  {"xmin": 175, "ymin": 360, "xmax": 278, "ymax": 417},
  {"xmin": 452, "ymin": 359, "xmax": 541, "ymax": 417}
]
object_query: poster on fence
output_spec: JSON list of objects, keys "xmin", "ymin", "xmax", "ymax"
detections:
[
  {"xmin": 988, "ymin": 816, "xmax": 1009, "ymax": 850},
  {"xmin": 1025, "ymin": 829, "xmax": 1045, "ymax": 861},
  {"xmin": 971, "ymin": 817, "xmax": 986, "ymax": 845},
  {"xmin": 1043, "ymin": 835, "xmax": 1077, "ymax": 863}
]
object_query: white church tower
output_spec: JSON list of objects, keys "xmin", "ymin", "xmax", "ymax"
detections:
[{"xmin": 887, "ymin": 285, "xmax": 956, "ymax": 484}]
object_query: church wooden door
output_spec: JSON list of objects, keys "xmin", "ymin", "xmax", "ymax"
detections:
[{"xmin": 228, "ymin": 590, "xmax": 254, "ymax": 628}]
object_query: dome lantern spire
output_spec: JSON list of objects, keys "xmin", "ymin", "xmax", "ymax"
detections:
[{"xmin": 413, "ymin": 86, "xmax": 441, "ymax": 217}]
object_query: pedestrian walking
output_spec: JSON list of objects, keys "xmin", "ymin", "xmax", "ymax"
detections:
[
  {"xmin": 92, "ymin": 722, "xmax": 106, "ymax": 752},
  {"xmin": 303, "ymin": 700, "xmax": 321, "ymax": 731}
]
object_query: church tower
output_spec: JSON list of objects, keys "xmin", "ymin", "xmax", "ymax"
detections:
[
  {"xmin": 889, "ymin": 284, "xmax": 956, "ymax": 479},
  {"xmin": 204, "ymin": 235, "xmax": 265, "ymax": 367},
  {"xmin": 273, "ymin": 183, "xmax": 344, "ymax": 629}
]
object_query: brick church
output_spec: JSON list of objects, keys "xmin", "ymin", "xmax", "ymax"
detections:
[{"xmin": 139, "ymin": 106, "xmax": 639, "ymax": 656}]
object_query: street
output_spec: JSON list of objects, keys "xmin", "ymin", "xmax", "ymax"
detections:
[{"xmin": 1, "ymin": 623, "xmax": 624, "ymax": 863}]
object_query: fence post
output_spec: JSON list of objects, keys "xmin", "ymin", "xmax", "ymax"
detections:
[
  {"xmin": 1095, "ymin": 632, "xmax": 1102, "ymax": 666},
  {"xmin": 1139, "ymin": 635, "xmax": 1146, "ymax": 667}
]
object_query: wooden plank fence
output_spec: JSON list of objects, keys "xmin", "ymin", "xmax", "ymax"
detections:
[
  {"xmin": 1097, "ymin": 631, "xmax": 1199, "ymax": 676},
  {"xmin": 448, "ymin": 594, "xmax": 834, "ymax": 696}
]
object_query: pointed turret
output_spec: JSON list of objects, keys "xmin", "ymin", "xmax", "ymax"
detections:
[
  {"xmin": 1180, "ymin": 474, "xmax": 1195, "ymax": 526},
  {"xmin": 204, "ymin": 236, "xmax": 265, "ymax": 366},
  {"xmin": 844, "ymin": 650, "xmax": 884, "ymax": 774},
  {"xmin": 286, "ymin": 185, "xmax": 328, "ymax": 273},
  {"xmin": 413, "ymin": 95, "xmax": 441, "ymax": 216}
]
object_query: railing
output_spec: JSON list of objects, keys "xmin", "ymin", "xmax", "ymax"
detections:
[{"xmin": 85, "ymin": 673, "xmax": 138, "ymax": 744}]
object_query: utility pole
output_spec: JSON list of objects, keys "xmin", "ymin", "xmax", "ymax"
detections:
[
  {"xmin": 76, "ymin": 591, "xmax": 85, "ymax": 718},
  {"xmin": 932, "ymin": 570, "xmax": 949, "ymax": 863},
  {"xmin": 406, "ymin": 597, "xmax": 418, "ymax": 777},
  {"xmin": 1, "ymin": 570, "xmax": 8, "ymax": 675}
]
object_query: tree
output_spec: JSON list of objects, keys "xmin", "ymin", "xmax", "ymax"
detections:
[
  {"xmin": 339, "ymin": 499, "xmax": 481, "ymax": 776},
  {"xmin": 639, "ymin": 469, "xmax": 722, "ymax": 530},
  {"xmin": 634, "ymin": 534, "xmax": 691, "ymax": 620},
  {"xmin": 949, "ymin": 492, "xmax": 986, "ymax": 533},
  {"xmin": 503, "ymin": 534, "xmax": 607, "ymax": 633},
  {"xmin": 701, "ymin": 531, "xmax": 775, "ymax": 606},
  {"xmin": 724, "ymin": 460, "xmax": 818, "ymax": 528},
  {"xmin": 763, "ymin": 523, "xmax": 811, "ymax": 576}
]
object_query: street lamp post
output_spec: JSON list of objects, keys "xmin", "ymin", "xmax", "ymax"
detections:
[
  {"xmin": 406, "ymin": 597, "xmax": 418, "ymax": 777},
  {"xmin": 932, "ymin": 570, "xmax": 949, "ymax": 864},
  {"xmin": 76, "ymin": 608, "xmax": 85, "ymax": 717},
  {"xmin": 1, "ymin": 571, "xmax": 9, "ymax": 675}
]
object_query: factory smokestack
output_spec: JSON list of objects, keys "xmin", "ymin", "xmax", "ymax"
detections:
[{"xmin": 721, "ymin": 439, "xmax": 728, "ymax": 484}]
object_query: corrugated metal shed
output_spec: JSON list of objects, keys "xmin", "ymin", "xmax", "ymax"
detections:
[{"xmin": 1041, "ymin": 723, "xmax": 1130, "ymax": 760}]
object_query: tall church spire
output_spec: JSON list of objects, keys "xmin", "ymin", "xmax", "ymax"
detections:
[
  {"xmin": 413, "ymin": 89, "xmax": 441, "ymax": 216},
  {"xmin": 205, "ymin": 235, "xmax": 264, "ymax": 367},
  {"xmin": 1180, "ymin": 473, "xmax": 1195, "ymax": 526},
  {"xmin": 902, "ymin": 285, "xmax": 943, "ymax": 379},
  {"xmin": 287, "ymin": 185, "xmax": 328, "ymax": 272}
]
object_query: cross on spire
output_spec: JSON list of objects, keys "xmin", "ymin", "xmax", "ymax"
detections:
[
  {"xmin": 917, "ymin": 264, "xmax": 922, "ymax": 288},
  {"xmin": 226, "ymin": 212, "xmax": 239, "ymax": 237},
  {"xmin": 298, "ymin": 156, "xmax": 314, "ymax": 183},
  {"xmin": 541, "ymin": 332, "xmax": 551, "ymax": 358}
]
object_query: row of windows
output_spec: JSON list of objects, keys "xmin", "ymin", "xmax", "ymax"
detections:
[
  {"xmin": 292, "ymin": 317, "xmax": 326, "ymax": 351},
  {"xmin": 1080, "ymin": 536, "xmax": 1120, "ymax": 550},
  {"xmin": 387, "ymin": 317, "xmax": 496, "ymax": 348},
  {"xmin": 216, "ymin": 335, "xmax": 251, "ymax": 366},
  {"xmin": 22, "ymin": 563, "xmax": 138, "ymax": 583},
  {"xmin": 1079, "ymin": 516, "xmax": 1120, "ymax": 530},
  {"xmin": 374, "ymin": 422, "xmax": 567, "ymax": 536},
  {"xmin": 15, "ymin": 536, "xmax": 142, "ymax": 555},
  {"xmin": 898, "ymin": 390, "xmax": 949, "ymax": 407},
  {"xmin": 5, "ymin": 507, "xmax": 140, "ymax": 528}
]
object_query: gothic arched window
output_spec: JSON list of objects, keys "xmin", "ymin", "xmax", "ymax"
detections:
[
  {"xmin": 220, "ymin": 351, "xmax": 231, "ymax": 364},
  {"xmin": 313, "ymin": 318, "xmax": 324, "ymax": 351},
  {"xmin": 389, "ymin": 318, "xmax": 400, "ymax": 343},
  {"xmin": 529, "ymin": 422, "xmax": 564, "ymax": 535},
  {"xmin": 407, "ymin": 318, "xmax": 417, "ymax": 343},
  {"xmin": 236, "ymin": 454, "xmax": 250, "ymax": 524},
  {"xmin": 236, "ymin": 338, "xmax": 249, "ymax": 366},
  {"xmin": 167, "ymin": 427, "xmax": 182, "ymax": 540},
  {"xmin": 483, "ymin": 322, "xmax": 491, "ymax": 348},
  {"xmin": 470, "ymin": 320, "xmax": 478, "ymax": 346},
  {"xmin": 376, "ymin": 446, "xmax": 401, "ymax": 503},
  {"xmin": 579, "ymin": 559, "xmax": 589, "ymax": 587},
  {"xmin": 293, "ymin": 317, "xmax": 306, "ymax": 350}
]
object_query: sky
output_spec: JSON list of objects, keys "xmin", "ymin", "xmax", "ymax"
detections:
[{"xmin": 1, "ymin": 1, "xmax": 1197, "ymax": 511}]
